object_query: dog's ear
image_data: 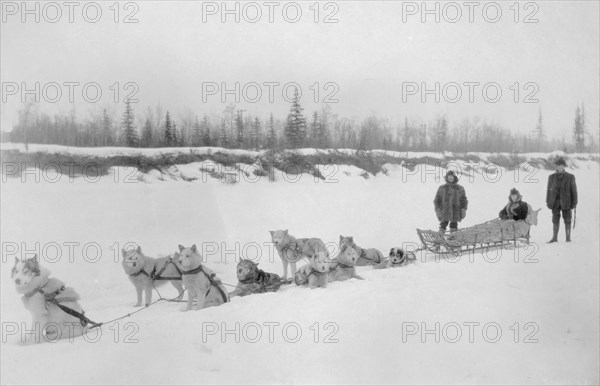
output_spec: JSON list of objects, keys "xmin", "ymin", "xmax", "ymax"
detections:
[
  {"xmin": 136, "ymin": 245, "xmax": 142, "ymax": 253},
  {"xmin": 339, "ymin": 235, "xmax": 344, "ymax": 242},
  {"xmin": 269, "ymin": 230, "xmax": 274, "ymax": 236},
  {"xmin": 121, "ymin": 248, "xmax": 127, "ymax": 257},
  {"xmin": 389, "ymin": 248, "xmax": 395, "ymax": 256},
  {"xmin": 349, "ymin": 236, "xmax": 353, "ymax": 243},
  {"xmin": 178, "ymin": 245, "xmax": 185, "ymax": 252},
  {"xmin": 14, "ymin": 256, "xmax": 19, "ymax": 265},
  {"xmin": 191, "ymin": 244, "xmax": 197, "ymax": 253},
  {"xmin": 26, "ymin": 255, "xmax": 41, "ymax": 275},
  {"xmin": 283, "ymin": 229, "xmax": 288, "ymax": 235}
]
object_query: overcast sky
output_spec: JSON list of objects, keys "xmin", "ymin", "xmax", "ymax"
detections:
[{"xmin": 1, "ymin": 0, "xmax": 598, "ymax": 139}]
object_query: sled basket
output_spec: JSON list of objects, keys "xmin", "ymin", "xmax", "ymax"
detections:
[{"xmin": 417, "ymin": 218, "xmax": 531, "ymax": 255}]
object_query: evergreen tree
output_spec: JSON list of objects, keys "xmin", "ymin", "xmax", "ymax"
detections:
[
  {"xmin": 122, "ymin": 99, "xmax": 138, "ymax": 147},
  {"xmin": 192, "ymin": 115, "xmax": 202, "ymax": 146},
  {"xmin": 164, "ymin": 111, "xmax": 174, "ymax": 146},
  {"xmin": 284, "ymin": 88, "xmax": 307, "ymax": 148},
  {"xmin": 219, "ymin": 119, "xmax": 229, "ymax": 148},
  {"xmin": 250, "ymin": 117, "xmax": 261, "ymax": 150},
  {"xmin": 533, "ymin": 107, "xmax": 545, "ymax": 151},
  {"xmin": 141, "ymin": 117, "xmax": 152, "ymax": 147},
  {"xmin": 573, "ymin": 105, "xmax": 585, "ymax": 151},
  {"xmin": 201, "ymin": 115, "xmax": 211, "ymax": 146},
  {"xmin": 267, "ymin": 113, "xmax": 277, "ymax": 149},
  {"xmin": 101, "ymin": 109, "xmax": 113, "ymax": 146},
  {"xmin": 236, "ymin": 110, "xmax": 245, "ymax": 148},
  {"xmin": 318, "ymin": 110, "xmax": 330, "ymax": 148},
  {"xmin": 309, "ymin": 112, "xmax": 320, "ymax": 148},
  {"xmin": 435, "ymin": 115, "xmax": 448, "ymax": 151},
  {"xmin": 173, "ymin": 123, "xmax": 180, "ymax": 146}
]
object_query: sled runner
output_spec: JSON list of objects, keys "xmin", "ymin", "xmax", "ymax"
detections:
[{"xmin": 417, "ymin": 218, "xmax": 533, "ymax": 255}]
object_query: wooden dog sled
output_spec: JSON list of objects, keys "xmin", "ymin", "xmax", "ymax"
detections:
[{"xmin": 417, "ymin": 218, "xmax": 533, "ymax": 255}]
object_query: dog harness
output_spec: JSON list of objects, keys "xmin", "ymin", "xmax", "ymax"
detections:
[
  {"xmin": 24, "ymin": 281, "xmax": 99, "ymax": 328},
  {"xmin": 308, "ymin": 269, "xmax": 327, "ymax": 279},
  {"xmin": 181, "ymin": 265, "xmax": 229, "ymax": 303},
  {"xmin": 129, "ymin": 257, "xmax": 183, "ymax": 281}
]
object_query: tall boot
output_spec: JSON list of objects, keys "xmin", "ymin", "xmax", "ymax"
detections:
[
  {"xmin": 547, "ymin": 223, "xmax": 559, "ymax": 243},
  {"xmin": 565, "ymin": 222, "xmax": 571, "ymax": 242}
]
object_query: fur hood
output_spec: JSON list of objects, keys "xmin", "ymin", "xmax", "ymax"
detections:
[{"xmin": 444, "ymin": 170, "xmax": 459, "ymax": 184}]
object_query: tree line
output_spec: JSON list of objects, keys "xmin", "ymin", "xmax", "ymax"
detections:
[{"xmin": 3, "ymin": 92, "xmax": 598, "ymax": 153}]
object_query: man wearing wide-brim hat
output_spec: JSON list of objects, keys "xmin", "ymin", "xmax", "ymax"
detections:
[{"xmin": 546, "ymin": 158, "xmax": 578, "ymax": 243}]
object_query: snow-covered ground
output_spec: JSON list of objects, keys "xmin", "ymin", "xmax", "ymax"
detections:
[{"xmin": 1, "ymin": 148, "xmax": 598, "ymax": 385}]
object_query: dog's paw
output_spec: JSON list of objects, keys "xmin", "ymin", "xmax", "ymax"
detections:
[{"xmin": 134, "ymin": 303, "xmax": 142, "ymax": 307}]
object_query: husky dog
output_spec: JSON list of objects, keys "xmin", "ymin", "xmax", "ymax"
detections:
[
  {"xmin": 328, "ymin": 243, "xmax": 364, "ymax": 282},
  {"xmin": 339, "ymin": 235, "xmax": 384, "ymax": 266},
  {"xmin": 270, "ymin": 229, "xmax": 330, "ymax": 281},
  {"xmin": 178, "ymin": 244, "xmax": 229, "ymax": 311},
  {"xmin": 229, "ymin": 259, "xmax": 282, "ymax": 297},
  {"xmin": 306, "ymin": 246, "xmax": 332, "ymax": 289},
  {"xmin": 11, "ymin": 255, "xmax": 89, "ymax": 342},
  {"xmin": 121, "ymin": 246, "xmax": 184, "ymax": 307},
  {"xmin": 293, "ymin": 264, "xmax": 313, "ymax": 286},
  {"xmin": 374, "ymin": 248, "xmax": 417, "ymax": 269}
]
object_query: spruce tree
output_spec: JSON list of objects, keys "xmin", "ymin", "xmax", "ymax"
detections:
[
  {"xmin": 201, "ymin": 115, "xmax": 211, "ymax": 146},
  {"xmin": 164, "ymin": 111, "xmax": 174, "ymax": 146},
  {"xmin": 250, "ymin": 117, "xmax": 261, "ymax": 150},
  {"xmin": 573, "ymin": 105, "xmax": 585, "ymax": 151},
  {"xmin": 310, "ymin": 112, "xmax": 320, "ymax": 148},
  {"xmin": 101, "ymin": 109, "xmax": 113, "ymax": 146},
  {"xmin": 267, "ymin": 113, "xmax": 277, "ymax": 149},
  {"xmin": 141, "ymin": 117, "xmax": 152, "ymax": 147},
  {"xmin": 236, "ymin": 110, "xmax": 245, "ymax": 148},
  {"xmin": 284, "ymin": 88, "xmax": 307, "ymax": 148},
  {"xmin": 192, "ymin": 115, "xmax": 202, "ymax": 146},
  {"xmin": 219, "ymin": 119, "xmax": 228, "ymax": 148},
  {"xmin": 122, "ymin": 99, "xmax": 138, "ymax": 147}
]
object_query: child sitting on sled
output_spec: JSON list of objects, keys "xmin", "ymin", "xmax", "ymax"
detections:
[{"xmin": 499, "ymin": 188, "xmax": 529, "ymax": 221}]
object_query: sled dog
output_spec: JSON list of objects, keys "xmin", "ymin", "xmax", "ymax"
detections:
[
  {"xmin": 121, "ymin": 246, "xmax": 184, "ymax": 307},
  {"xmin": 339, "ymin": 235, "xmax": 384, "ymax": 266},
  {"xmin": 178, "ymin": 244, "xmax": 229, "ymax": 311},
  {"xmin": 229, "ymin": 259, "xmax": 283, "ymax": 297},
  {"xmin": 328, "ymin": 242, "xmax": 364, "ymax": 281},
  {"xmin": 270, "ymin": 229, "xmax": 330, "ymax": 281},
  {"xmin": 11, "ymin": 255, "xmax": 89, "ymax": 342},
  {"xmin": 374, "ymin": 248, "xmax": 417, "ymax": 269}
]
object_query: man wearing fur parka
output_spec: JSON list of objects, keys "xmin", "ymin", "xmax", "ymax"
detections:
[
  {"xmin": 499, "ymin": 188, "xmax": 529, "ymax": 221},
  {"xmin": 434, "ymin": 170, "xmax": 468, "ymax": 232}
]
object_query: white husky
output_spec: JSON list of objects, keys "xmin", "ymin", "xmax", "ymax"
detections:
[
  {"xmin": 121, "ymin": 246, "xmax": 184, "ymax": 307},
  {"xmin": 177, "ymin": 244, "xmax": 229, "ymax": 311},
  {"xmin": 11, "ymin": 255, "xmax": 89, "ymax": 343}
]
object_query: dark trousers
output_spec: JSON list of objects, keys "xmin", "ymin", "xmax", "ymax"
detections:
[
  {"xmin": 440, "ymin": 221, "xmax": 458, "ymax": 230},
  {"xmin": 552, "ymin": 208, "xmax": 572, "ymax": 224}
]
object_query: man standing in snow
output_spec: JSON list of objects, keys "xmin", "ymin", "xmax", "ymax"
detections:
[
  {"xmin": 546, "ymin": 158, "xmax": 578, "ymax": 243},
  {"xmin": 434, "ymin": 170, "xmax": 468, "ymax": 232}
]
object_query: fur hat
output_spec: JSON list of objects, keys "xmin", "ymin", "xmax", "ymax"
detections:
[
  {"xmin": 444, "ymin": 170, "xmax": 458, "ymax": 183},
  {"xmin": 555, "ymin": 158, "xmax": 567, "ymax": 166},
  {"xmin": 510, "ymin": 188, "xmax": 520, "ymax": 196}
]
